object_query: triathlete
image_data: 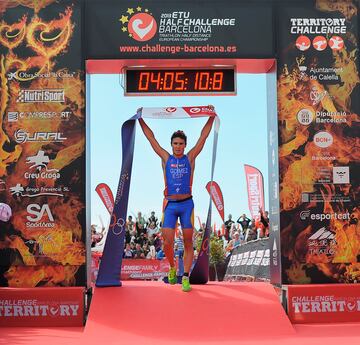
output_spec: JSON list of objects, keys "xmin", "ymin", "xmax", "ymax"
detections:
[{"xmin": 139, "ymin": 108, "xmax": 215, "ymax": 292}]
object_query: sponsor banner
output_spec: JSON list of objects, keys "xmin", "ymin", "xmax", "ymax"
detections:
[
  {"xmin": 6, "ymin": 110, "xmax": 72, "ymax": 122},
  {"xmin": 244, "ymin": 165, "xmax": 265, "ymax": 219},
  {"xmin": 84, "ymin": 1, "xmax": 274, "ymax": 58},
  {"xmin": 206, "ymin": 181, "xmax": 225, "ymax": 222},
  {"xmin": 287, "ymin": 284, "xmax": 360, "ymax": 324},
  {"xmin": 0, "ymin": 287, "xmax": 84, "ymax": 327},
  {"xmin": 96, "ymin": 107, "xmax": 219, "ymax": 286},
  {"xmin": 276, "ymin": 2, "xmax": 359, "ymax": 284},
  {"xmin": 225, "ymin": 238, "xmax": 270, "ymax": 281},
  {"xmin": 91, "ymin": 253, "xmax": 174, "ymax": 282},
  {"xmin": 0, "ymin": 1, "xmax": 86, "ymax": 286},
  {"xmin": 141, "ymin": 106, "xmax": 216, "ymax": 119},
  {"xmin": 95, "ymin": 183, "xmax": 115, "ymax": 215},
  {"xmin": 16, "ymin": 89, "xmax": 65, "ymax": 103},
  {"xmin": 121, "ymin": 259, "xmax": 172, "ymax": 280}
]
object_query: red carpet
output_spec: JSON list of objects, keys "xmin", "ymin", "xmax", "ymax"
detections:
[{"xmin": 1, "ymin": 281, "xmax": 360, "ymax": 345}]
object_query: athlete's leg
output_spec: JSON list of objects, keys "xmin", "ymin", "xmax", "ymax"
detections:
[
  {"xmin": 179, "ymin": 199, "xmax": 195, "ymax": 275},
  {"xmin": 161, "ymin": 202, "xmax": 177, "ymax": 284},
  {"xmin": 161, "ymin": 227, "xmax": 176, "ymax": 267},
  {"xmin": 182, "ymin": 227, "xmax": 194, "ymax": 274}
]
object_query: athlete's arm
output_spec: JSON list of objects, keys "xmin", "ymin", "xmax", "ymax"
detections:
[
  {"xmin": 188, "ymin": 115, "xmax": 215, "ymax": 161},
  {"xmin": 139, "ymin": 118, "xmax": 169, "ymax": 161}
]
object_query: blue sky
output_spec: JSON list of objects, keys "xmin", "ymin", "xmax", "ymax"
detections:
[{"xmin": 89, "ymin": 73, "xmax": 269, "ymax": 229}]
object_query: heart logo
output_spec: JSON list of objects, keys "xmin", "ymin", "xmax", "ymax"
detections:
[
  {"xmin": 190, "ymin": 108, "xmax": 201, "ymax": 114},
  {"xmin": 128, "ymin": 13, "xmax": 157, "ymax": 42},
  {"xmin": 49, "ymin": 303, "xmax": 60, "ymax": 317},
  {"xmin": 132, "ymin": 19, "xmax": 154, "ymax": 39},
  {"xmin": 346, "ymin": 302, "xmax": 356, "ymax": 312}
]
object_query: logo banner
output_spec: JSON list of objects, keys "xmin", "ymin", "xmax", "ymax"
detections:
[
  {"xmin": 276, "ymin": 2, "xmax": 360, "ymax": 284},
  {"xmin": 84, "ymin": 1, "xmax": 274, "ymax": 59},
  {"xmin": 141, "ymin": 106, "xmax": 216, "ymax": 119},
  {"xmin": 244, "ymin": 164, "xmax": 265, "ymax": 219},
  {"xmin": 95, "ymin": 183, "xmax": 114, "ymax": 215},
  {"xmin": 96, "ymin": 107, "xmax": 219, "ymax": 286},
  {"xmin": 0, "ymin": 287, "xmax": 84, "ymax": 327},
  {"xmin": 206, "ymin": 181, "xmax": 225, "ymax": 222},
  {"xmin": 91, "ymin": 255, "xmax": 174, "ymax": 282},
  {"xmin": 287, "ymin": 284, "xmax": 360, "ymax": 323},
  {"xmin": 0, "ymin": 1, "xmax": 86, "ymax": 287},
  {"xmin": 121, "ymin": 259, "xmax": 173, "ymax": 280}
]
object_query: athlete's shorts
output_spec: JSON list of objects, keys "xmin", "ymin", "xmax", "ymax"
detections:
[{"xmin": 162, "ymin": 197, "xmax": 194, "ymax": 229}]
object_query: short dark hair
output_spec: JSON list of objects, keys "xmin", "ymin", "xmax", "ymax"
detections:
[{"xmin": 171, "ymin": 130, "xmax": 187, "ymax": 144}]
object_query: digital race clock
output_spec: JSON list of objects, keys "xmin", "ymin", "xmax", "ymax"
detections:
[{"xmin": 125, "ymin": 68, "xmax": 236, "ymax": 95}]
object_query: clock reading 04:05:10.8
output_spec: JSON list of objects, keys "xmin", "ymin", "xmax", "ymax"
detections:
[
  {"xmin": 126, "ymin": 69, "xmax": 235, "ymax": 94},
  {"xmin": 138, "ymin": 71, "xmax": 224, "ymax": 92}
]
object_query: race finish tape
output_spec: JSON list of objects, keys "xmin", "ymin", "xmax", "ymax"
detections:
[{"xmin": 96, "ymin": 106, "xmax": 220, "ymax": 287}]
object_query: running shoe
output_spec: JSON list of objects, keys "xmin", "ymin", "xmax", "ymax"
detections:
[
  {"xmin": 182, "ymin": 276, "xmax": 192, "ymax": 292},
  {"xmin": 168, "ymin": 266, "xmax": 177, "ymax": 285}
]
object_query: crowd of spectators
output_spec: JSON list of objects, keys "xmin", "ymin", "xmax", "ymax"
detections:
[
  {"xmin": 223, "ymin": 208, "xmax": 269, "ymax": 256},
  {"xmin": 91, "ymin": 208, "xmax": 270, "ymax": 261},
  {"xmin": 121, "ymin": 211, "xmax": 205, "ymax": 262},
  {"xmin": 122, "ymin": 211, "xmax": 163, "ymax": 259}
]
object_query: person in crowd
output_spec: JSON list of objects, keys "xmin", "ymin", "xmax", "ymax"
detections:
[
  {"xmin": 226, "ymin": 232, "xmax": 241, "ymax": 254},
  {"xmin": 256, "ymin": 208, "xmax": 270, "ymax": 238},
  {"xmin": 136, "ymin": 211, "xmax": 146, "ymax": 236},
  {"xmin": 152, "ymin": 234, "xmax": 162, "ymax": 252},
  {"xmin": 246, "ymin": 218, "xmax": 258, "ymax": 241},
  {"xmin": 146, "ymin": 244, "xmax": 157, "ymax": 259},
  {"xmin": 255, "ymin": 217, "xmax": 264, "ymax": 239},
  {"xmin": 126, "ymin": 215, "xmax": 135, "ymax": 232},
  {"xmin": 194, "ymin": 226, "xmax": 204, "ymax": 244},
  {"xmin": 146, "ymin": 211, "xmax": 159, "ymax": 237},
  {"xmin": 142, "ymin": 243, "xmax": 150, "ymax": 258},
  {"xmin": 139, "ymin": 108, "xmax": 215, "ymax": 292},
  {"xmin": 135, "ymin": 232, "xmax": 148, "ymax": 247},
  {"xmin": 174, "ymin": 233, "xmax": 185, "ymax": 276},
  {"xmin": 260, "ymin": 208, "xmax": 270, "ymax": 237},
  {"xmin": 125, "ymin": 215, "xmax": 134, "ymax": 244},
  {"xmin": 91, "ymin": 224, "xmax": 105, "ymax": 248},
  {"xmin": 174, "ymin": 233, "xmax": 184, "ymax": 259},
  {"xmin": 129, "ymin": 226, "xmax": 137, "ymax": 243},
  {"xmin": 156, "ymin": 245, "xmax": 165, "ymax": 260},
  {"xmin": 237, "ymin": 213, "xmax": 251, "ymax": 234},
  {"xmin": 133, "ymin": 243, "xmax": 145, "ymax": 259},
  {"xmin": 229, "ymin": 222, "xmax": 239, "ymax": 240},
  {"xmin": 123, "ymin": 243, "xmax": 133, "ymax": 258},
  {"xmin": 224, "ymin": 214, "xmax": 235, "ymax": 241}
]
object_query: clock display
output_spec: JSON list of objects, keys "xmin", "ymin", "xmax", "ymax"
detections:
[{"xmin": 125, "ymin": 68, "xmax": 236, "ymax": 95}]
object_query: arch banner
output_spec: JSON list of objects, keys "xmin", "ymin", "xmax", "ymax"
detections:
[
  {"xmin": 206, "ymin": 181, "xmax": 225, "ymax": 222},
  {"xmin": 95, "ymin": 183, "xmax": 114, "ymax": 215},
  {"xmin": 96, "ymin": 106, "xmax": 219, "ymax": 287},
  {"xmin": 244, "ymin": 164, "xmax": 265, "ymax": 219}
]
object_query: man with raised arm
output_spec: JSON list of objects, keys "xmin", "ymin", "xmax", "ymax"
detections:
[{"xmin": 139, "ymin": 108, "xmax": 215, "ymax": 292}]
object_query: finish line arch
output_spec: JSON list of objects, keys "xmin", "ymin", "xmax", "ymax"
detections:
[
  {"xmin": 95, "ymin": 106, "xmax": 220, "ymax": 286},
  {"xmin": 0, "ymin": 1, "xmax": 358, "ymax": 298}
]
